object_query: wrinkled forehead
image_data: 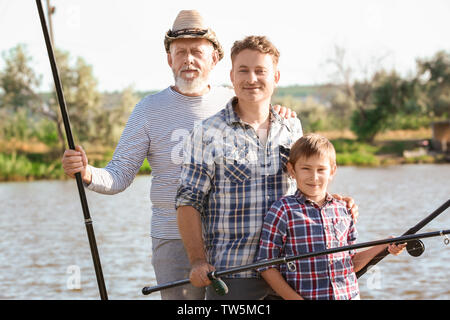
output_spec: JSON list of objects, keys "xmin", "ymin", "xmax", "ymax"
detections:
[{"xmin": 169, "ymin": 38, "xmax": 215, "ymax": 52}]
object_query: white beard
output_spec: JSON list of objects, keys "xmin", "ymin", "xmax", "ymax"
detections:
[{"xmin": 173, "ymin": 67, "xmax": 209, "ymax": 95}]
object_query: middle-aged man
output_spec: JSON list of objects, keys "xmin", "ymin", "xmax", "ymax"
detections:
[
  {"xmin": 176, "ymin": 36, "xmax": 358, "ymax": 300},
  {"xmin": 61, "ymin": 10, "xmax": 297, "ymax": 300}
]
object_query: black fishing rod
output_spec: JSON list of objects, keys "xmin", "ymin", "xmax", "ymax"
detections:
[
  {"xmin": 142, "ymin": 228, "xmax": 450, "ymax": 296},
  {"xmin": 356, "ymin": 199, "xmax": 450, "ymax": 278},
  {"xmin": 35, "ymin": 0, "xmax": 108, "ymax": 300}
]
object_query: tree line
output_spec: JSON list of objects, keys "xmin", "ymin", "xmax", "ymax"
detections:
[
  {"xmin": 274, "ymin": 47, "xmax": 449, "ymax": 141},
  {"xmin": 0, "ymin": 44, "xmax": 140, "ymax": 155},
  {"xmin": 0, "ymin": 44, "xmax": 449, "ymax": 158}
]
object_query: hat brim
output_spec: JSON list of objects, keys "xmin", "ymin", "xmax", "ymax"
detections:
[{"xmin": 164, "ymin": 29, "xmax": 224, "ymax": 61}]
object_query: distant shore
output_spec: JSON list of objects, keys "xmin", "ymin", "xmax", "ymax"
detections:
[{"xmin": 0, "ymin": 128, "xmax": 448, "ymax": 182}]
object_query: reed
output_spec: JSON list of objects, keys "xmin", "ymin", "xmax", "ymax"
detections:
[{"xmin": 0, "ymin": 152, "xmax": 65, "ymax": 181}]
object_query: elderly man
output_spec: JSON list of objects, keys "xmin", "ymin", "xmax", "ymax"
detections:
[{"xmin": 61, "ymin": 10, "xmax": 296, "ymax": 300}]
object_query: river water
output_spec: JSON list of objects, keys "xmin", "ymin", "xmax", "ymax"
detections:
[{"xmin": 0, "ymin": 164, "xmax": 449, "ymax": 300}]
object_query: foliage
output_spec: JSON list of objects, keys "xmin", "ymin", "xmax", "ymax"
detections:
[
  {"xmin": 332, "ymin": 139, "xmax": 379, "ymax": 166},
  {"xmin": 326, "ymin": 47, "xmax": 450, "ymax": 142},
  {"xmin": 350, "ymin": 71, "xmax": 409, "ymax": 142},
  {"xmin": 0, "ymin": 45, "xmax": 141, "ymax": 152},
  {"xmin": 416, "ymin": 50, "xmax": 450, "ymax": 117},
  {"xmin": 49, "ymin": 49, "xmax": 103, "ymax": 144},
  {"xmin": 0, "ymin": 44, "xmax": 448, "ymax": 180},
  {"xmin": 272, "ymin": 95, "xmax": 332, "ymax": 132},
  {"xmin": 0, "ymin": 152, "xmax": 64, "ymax": 181},
  {"xmin": 0, "ymin": 44, "xmax": 41, "ymax": 112}
]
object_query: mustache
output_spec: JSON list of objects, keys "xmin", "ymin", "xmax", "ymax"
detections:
[{"xmin": 180, "ymin": 66, "xmax": 200, "ymax": 72}]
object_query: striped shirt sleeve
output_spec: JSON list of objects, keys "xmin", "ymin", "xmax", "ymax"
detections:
[{"xmin": 86, "ymin": 100, "xmax": 150, "ymax": 194}]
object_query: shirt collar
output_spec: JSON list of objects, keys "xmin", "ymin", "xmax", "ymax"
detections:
[
  {"xmin": 294, "ymin": 189, "xmax": 334, "ymax": 206},
  {"xmin": 224, "ymin": 97, "xmax": 285, "ymax": 127}
]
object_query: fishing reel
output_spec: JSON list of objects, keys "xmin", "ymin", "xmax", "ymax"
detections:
[
  {"xmin": 404, "ymin": 233, "xmax": 449, "ymax": 257},
  {"xmin": 404, "ymin": 239, "xmax": 425, "ymax": 257},
  {"xmin": 208, "ymin": 272, "xmax": 229, "ymax": 296}
]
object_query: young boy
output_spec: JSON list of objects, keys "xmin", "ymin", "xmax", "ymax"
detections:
[{"xmin": 257, "ymin": 133, "xmax": 405, "ymax": 300}]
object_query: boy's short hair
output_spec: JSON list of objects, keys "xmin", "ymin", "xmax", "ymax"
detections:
[
  {"xmin": 230, "ymin": 35, "xmax": 280, "ymax": 66},
  {"xmin": 288, "ymin": 133, "xmax": 336, "ymax": 166}
]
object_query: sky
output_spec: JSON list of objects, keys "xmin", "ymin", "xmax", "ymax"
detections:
[{"xmin": 1, "ymin": 0, "xmax": 449, "ymax": 92}]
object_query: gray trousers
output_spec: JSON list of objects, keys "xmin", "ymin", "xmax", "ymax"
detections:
[
  {"xmin": 151, "ymin": 237, "xmax": 205, "ymax": 300},
  {"xmin": 206, "ymin": 278, "xmax": 272, "ymax": 300},
  {"xmin": 151, "ymin": 237, "xmax": 273, "ymax": 300}
]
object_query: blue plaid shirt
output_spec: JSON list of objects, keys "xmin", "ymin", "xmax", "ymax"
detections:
[{"xmin": 176, "ymin": 97, "xmax": 303, "ymax": 278}]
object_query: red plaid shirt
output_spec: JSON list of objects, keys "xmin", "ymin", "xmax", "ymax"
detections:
[{"xmin": 257, "ymin": 190, "xmax": 359, "ymax": 300}]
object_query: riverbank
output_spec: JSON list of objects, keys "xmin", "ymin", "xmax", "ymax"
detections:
[{"xmin": 0, "ymin": 129, "xmax": 447, "ymax": 182}]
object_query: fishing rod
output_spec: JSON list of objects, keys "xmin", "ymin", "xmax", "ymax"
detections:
[
  {"xmin": 142, "ymin": 228, "xmax": 450, "ymax": 296},
  {"xmin": 35, "ymin": 0, "xmax": 108, "ymax": 300},
  {"xmin": 356, "ymin": 198, "xmax": 450, "ymax": 278}
]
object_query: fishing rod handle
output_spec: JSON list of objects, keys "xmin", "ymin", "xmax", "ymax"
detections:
[
  {"xmin": 141, "ymin": 272, "xmax": 227, "ymax": 296},
  {"xmin": 142, "ymin": 278, "xmax": 191, "ymax": 295}
]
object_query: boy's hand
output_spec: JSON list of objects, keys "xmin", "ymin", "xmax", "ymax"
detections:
[
  {"xmin": 387, "ymin": 239, "xmax": 407, "ymax": 255},
  {"xmin": 273, "ymin": 104, "xmax": 297, "ymax": 119},
  {"xmin": 332, "ymin": 194, "xmax": 359, "ymax": 222}
]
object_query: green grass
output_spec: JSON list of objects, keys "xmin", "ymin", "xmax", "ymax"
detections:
[
  {"xmin": 336, "ymin": 152, "xmax": 380, "ymax": 166},
  {"xmin": 0, "ymin": 152, "xmax": 65, "ymax": 181},
  {"xmin": 0, "ymin": 150, "xmax": 152, "ymax": 182},
  {"xmin": 331, "ymin": 139, "xmax": 381, "ymax": 166}
]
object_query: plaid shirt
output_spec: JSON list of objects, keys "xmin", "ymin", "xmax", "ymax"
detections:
[
  {"xmin": 176, "ymin": 97, "xmax": 302, "ymax": 278},
  {"xmin": 257, "ymin": 190, "xmax": 359, "ymax": 300}
]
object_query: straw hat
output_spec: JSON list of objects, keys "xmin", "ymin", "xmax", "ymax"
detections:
[{"xmin": 164, "ymin": 10, "xmax": 224, "ymax": 60}]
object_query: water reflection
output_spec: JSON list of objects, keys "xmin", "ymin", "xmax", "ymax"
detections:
[{"xmin": 0, "ymin": 164, "xmax": 449, "ymax": 299}]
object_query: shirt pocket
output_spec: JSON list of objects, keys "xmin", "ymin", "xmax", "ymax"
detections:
[
  {"xmin": 223, "ymin": 157, "xmax": 251, "ymax": 183},
  {"xmin": 333, "ymin": 217, "xmax": 351, "ymax": 243},
  {"xmin": 222, "ymin": 143, "xmax": 252, "ymax": 183}
]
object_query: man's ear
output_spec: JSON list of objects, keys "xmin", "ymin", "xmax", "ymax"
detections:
[
  {"xmin": 167, "ymin": 52, "xmax": 173, "ymax": 68},
  {"xmin": 329, "ymin": 163, "xmax": 337, "ymax": 181},
  {"xmin": 274, "ymin": 69, "xmax": 280, "ymax": 85},
  {"xmin": 212, "ymin": 49, "xmax": 219, "ymax": 66},
  {"xmin": 230, "ymin": 68, "xmax": 234, "ymax": 87}
]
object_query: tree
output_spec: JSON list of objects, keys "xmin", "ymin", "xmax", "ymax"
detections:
[
  {"xmin": 0, "ymin": 44, "xmax": 44, "ymax": 141},
  {"xmin": 351, "ymin": 71, "xmax": 407, "ymax": 141},
  {"xmin": 94, "ymin": 86, "xmax": 139, "ymax": 146},
  {"xmin": 42, "ymin": 49, "xmax": 103, "ymax": 148},
  {"xmin": 416, "ymin": 50, "xmax": 450, "ymax": 117},
  {"xmin": 0, "ymin": 45, "xmax": 104, "ymax": 152},
  {"xmin": 0, "ymin": 44, "xmax": 42, "ymax": 112}
]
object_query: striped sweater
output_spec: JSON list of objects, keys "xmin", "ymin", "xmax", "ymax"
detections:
[{"xmin": 86, "ymin": 86, "xmax": 234, "ymax": 239}]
